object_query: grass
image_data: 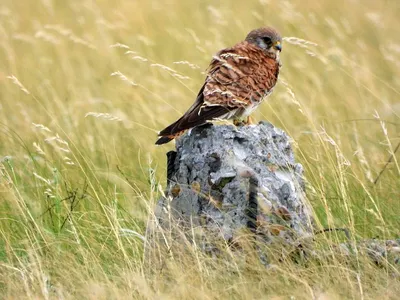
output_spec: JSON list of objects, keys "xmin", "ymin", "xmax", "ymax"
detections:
[{"xmin": 0, "ymin": 0, "xmax": 399, "ymax": 298}]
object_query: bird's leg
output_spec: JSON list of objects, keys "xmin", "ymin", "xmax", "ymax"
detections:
[{"xmin": 245, "ymin": 116, "xmax": 254, "ymax": 125}]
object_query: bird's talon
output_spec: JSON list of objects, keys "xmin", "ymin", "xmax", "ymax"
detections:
[
  {"xmin": 233, "ymin": 119, "xmax": 245, "ymax": 126},
  {"xmin": 233, "ymin": 116, "xmax": 254, "ymax": 126}
]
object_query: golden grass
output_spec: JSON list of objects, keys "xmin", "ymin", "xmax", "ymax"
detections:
[{"xmin": 0, "ymin": 0, "xmax": 400, "ymax": 298}]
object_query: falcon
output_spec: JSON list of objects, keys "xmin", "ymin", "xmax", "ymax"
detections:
[{"xmin": 156, "ymin": 26, "xmax": 282, "ymax": 145}]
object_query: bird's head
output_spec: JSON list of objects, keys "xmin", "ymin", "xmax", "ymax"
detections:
[{"xmin": 245, "ymin": 27, "xmax": 282, "ymax": 61}]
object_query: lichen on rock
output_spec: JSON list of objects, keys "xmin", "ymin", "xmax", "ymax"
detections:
[{"xmin": 152, "ymin": 122, "xmax": 314, "ymax": 247}]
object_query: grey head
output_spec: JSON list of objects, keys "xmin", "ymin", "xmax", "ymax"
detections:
[{"xmin": 245, "ymin": 27, "xmax": 282, "ymax": 61}]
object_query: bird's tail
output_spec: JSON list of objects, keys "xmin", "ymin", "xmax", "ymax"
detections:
[
  {"xmin": 155, "ymin": 130, "xmax": 185, "ymax": 145},
  {"xmin": 155, "ymin": 104, "xmax": 234, "ymax": 145},
  {"xmin": 155, "ymin": 136, "xmax": 173, "ymax": 145},
  {"xmin": 155, "ymin": 85, "xmax": 232, "ymax": 145},
  {"xmin": 156, "ymin": 105, "xmax": 200, "ymax": 145},
  {"xmin": 156, "ymin": 117, "xmax": 187, "ymax": 145}
]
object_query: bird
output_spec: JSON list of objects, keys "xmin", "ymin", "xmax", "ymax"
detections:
[{"xmin": 156, "ymin": 26, "xmax": 282, "ymax": 145}]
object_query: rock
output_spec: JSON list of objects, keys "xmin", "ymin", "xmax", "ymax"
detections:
[
  {"xmin": 150, "ymin": 121, "xmax": 314, "ymax": 250},
  {"xmin": 146, "ymin": 122, "xmax": 400, "ymax": 272},
  {"xmin": 341, "ymin": 239, "xmax": 400, "ymax": 267}
]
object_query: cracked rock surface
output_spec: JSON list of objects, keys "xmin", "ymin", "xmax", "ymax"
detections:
[{"xmin": 153, "ymin": 122, "xmax": 314, "ymax": 245}]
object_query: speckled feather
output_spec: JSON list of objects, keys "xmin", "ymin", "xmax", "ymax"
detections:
[
  {"xmin": 204, "ymin": 42, "xmax": 279, "ymax": 109},
  {"xmin": 156, "ymin": 27, "xmax": 282, "ymax": 145}
]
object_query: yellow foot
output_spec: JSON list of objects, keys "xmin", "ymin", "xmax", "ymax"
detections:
[
  {"xmin": 233, "ymin": 116, "xmax": 254, "ymax": 126},
  {"xmin": 233, "ymin": 119, "xmax": 241, "ymax": 126},
  {"xmin": 245, "ymin": 116, "xmax": 254, "ymax": 125}
]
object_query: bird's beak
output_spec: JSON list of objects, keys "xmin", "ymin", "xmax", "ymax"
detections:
[{"xmin": 274, "ymin": 41, "xmax": 282, "ymax": 51}]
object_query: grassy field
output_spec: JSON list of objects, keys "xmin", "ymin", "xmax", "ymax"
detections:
[{"xmin": 1, "ymin": 0, "xmax": 400, "ymax": 298}]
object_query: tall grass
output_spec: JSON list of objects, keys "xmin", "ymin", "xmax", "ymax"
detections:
[{"xmin": 0, "ymin": 0, "xmax": 399, "ymax": 298}]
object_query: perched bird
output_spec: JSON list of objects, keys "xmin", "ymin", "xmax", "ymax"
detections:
[{"xmin": 156, "ymin": 26, "xmax": 282, "ymax": 145}]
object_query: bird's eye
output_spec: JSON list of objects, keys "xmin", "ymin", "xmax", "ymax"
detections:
[{"xmin": 262, "ymin": 37, "xmax": 272, "ymax": 44}]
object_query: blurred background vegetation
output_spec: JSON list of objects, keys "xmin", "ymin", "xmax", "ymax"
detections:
[{"xmin": 0, "ymin": 0, "xmax": 399, "ymax": 298}]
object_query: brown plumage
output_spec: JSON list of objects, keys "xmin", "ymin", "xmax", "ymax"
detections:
[{"xmin": 156, "ymin": 26, "xmax": 282, "ymax": 145}]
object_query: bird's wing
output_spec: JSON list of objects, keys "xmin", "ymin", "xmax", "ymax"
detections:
[{"xmin": 203, "ymin": 41, "xmax": 279, "ymax": 108}]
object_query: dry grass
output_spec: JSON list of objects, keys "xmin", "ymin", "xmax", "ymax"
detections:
[{"xmin": 0, "ymin": 0, "xmax": 400, "ymax": 298}]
